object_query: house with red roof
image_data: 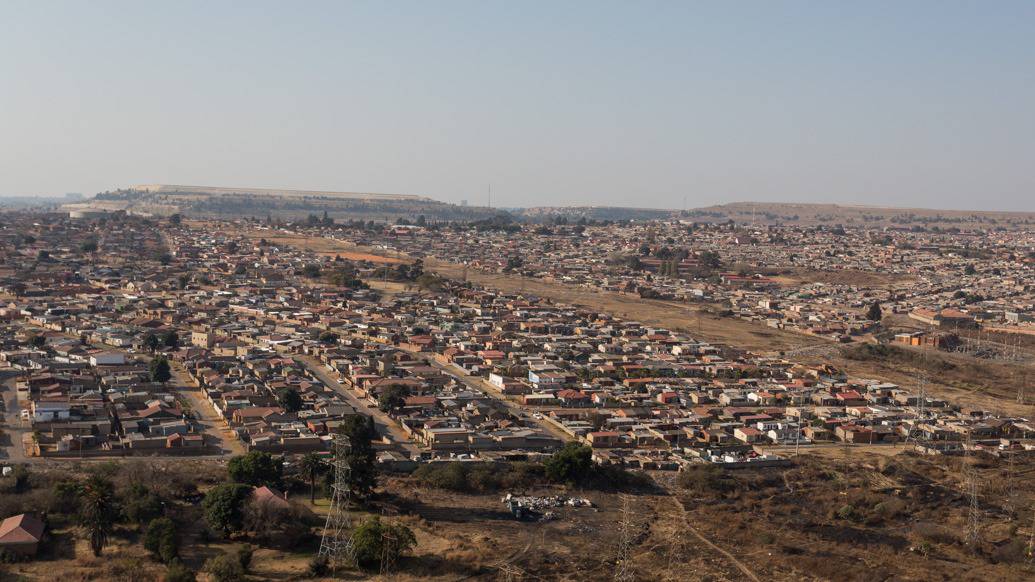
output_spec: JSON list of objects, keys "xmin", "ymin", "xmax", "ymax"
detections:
[{"xmin": 0, "ymin": 513, "xmax": 45, "ymax": 557}]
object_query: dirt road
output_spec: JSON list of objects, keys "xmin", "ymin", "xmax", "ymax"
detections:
[
  {"xmin": 0, "ymin": 372, "xmax": 29, "ymax": 462},
  {"xmin": 169, "ymin": 361, "xmax": 245, "ymax": 456}
]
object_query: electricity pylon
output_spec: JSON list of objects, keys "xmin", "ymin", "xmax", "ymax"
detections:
[{"xmin": 318, "ymin": 432, "xmax": 355, "ymax": 572}]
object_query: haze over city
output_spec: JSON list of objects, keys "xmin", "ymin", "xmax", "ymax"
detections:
[
  {"xmin": 6, "ymin": 3, "xmax": 1035, "ymax": 580},
  {"xmin": 3, "ymin": 1, "xmax": 1034, "ymax": 211}
]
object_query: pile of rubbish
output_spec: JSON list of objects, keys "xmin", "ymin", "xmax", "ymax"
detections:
[{"xmin": 502, "ymin": 493, "xmax": 593, "ymax": 521}]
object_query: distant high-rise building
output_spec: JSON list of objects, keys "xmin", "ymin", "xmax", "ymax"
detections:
[
  {"xmin": 64, "ymin": 192, "xmax": 84, "ymax": 200},
  {"xmin": 460, "ymin": 199, "xmax": 468, "ymax": 207}
]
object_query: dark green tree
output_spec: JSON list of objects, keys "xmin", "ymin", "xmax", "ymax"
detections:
[
  {"xmin": 866, "ymin": 301, "xmax": 883, "ymax": 322},
  {"xmin": 150, "ymin": 356, "xmax": 172, "ymax": 383},
  {"xmin": 143, "ymin": 517, "xmax": 178, "ymax": 563},
  {"xmin": 228, "ymin": 451, "xmax": 283, "ymax": 487},
  {"xmin": 122, "ymin": 482, "xmax": 163, "ymax": 525},
  {"xmin": 143, "ymin": 332, "xmax": 160, "ymax": 353},
  {"xmin": 79, "ymin": 475, "xmax": 117, "ymax": 556},
  {"xmin": 298, "ymin": 452, "xmax": 325, "ymax": 504},
  {"xmin": 699, "ymin": 250, "xmax": 722, "ymax": 269},
  {"xmin": 339, "ymin": 415, "xmax": 377, "ymax": 496},
  {"xmin": 544, "ymin": 442, "xmax": 593, "ymax": 485},
  {"xmin": 277, "ymin": 388, "xmax": 303, "ymax": 413},
  {"xmin": 351, "ymin": 516, "xmax": 417, "ymax": 570},
  {"xmin": 377, "ymin": 384, "xmax": 410, "ymax": 413},
  {"xmin": 202, "ymin": 483, "xmax": 253, "ymax": 536},
  {"xmin": 160, "ymin": 330, "xmax": 180, "ymax": 348}
]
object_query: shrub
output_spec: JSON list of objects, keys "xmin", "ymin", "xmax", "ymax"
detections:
[
  {"xmin": 414, "ymin": 462, "xmax": 471, "ymax": 492},
  {"xmin": 0, "ymin": 465, "xmax": 31, "ymax": 495},
  {"xmin": 308, "ymin": 555, "xmax": 330, "ymax": 577},
  {"xmin": 414, "ymin": 462, "xmax": 548, "ymax": 493},
  {"xmin": 204, "ymin": 553, "xmax": 244, "ymax": 582},
  {"xmin": 236, "ymin": 544, "xmax": 254, "ymax": 572},
  {"xmin": 590, "ymin": 464, "xmax": 654, "ymax": 491},
  {"xmin": 143, "ymin": 517, "xmax": 178, "ymax": 563},
  {"xmin": 836, "ymin": 504, "xmax": 859, "ymax": 522},
  {"xmin": 164, "ymin": 560, "xmax": 196, "ymax": 582},
  {"xmin": 677, "ymin": 464, "xmax": 735, "ymax": 495},
  {"xmin": 123, "ymin": 483, "xmax": 164, "ymax": 525},
  {"xmin": 544, "ymin": 443, "xmax": 593, "ymax": 485},
  {"xmin": 912, "ymin": 522, "xmax": 959, "ymax": 545},
  {"xmin": 991, "ymin": 538, "xmax": 1028, "ymax": 564},
  {"xmin": 352, "ymin": 517, "xmax": 417, "ymax": 570},
  {"xmin": 0, "ymin": 548, "xmax": 24, "ymax": 563}
]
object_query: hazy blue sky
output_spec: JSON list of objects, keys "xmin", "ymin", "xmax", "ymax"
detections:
[{"xmin": 2, "ymin": 1, "xmax": 1034, "ymax": 210}]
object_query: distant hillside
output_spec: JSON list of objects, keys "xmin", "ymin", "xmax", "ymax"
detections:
[
  {"xmin": 684, "ymin": 202, "xmax": 1035, "ymax": 228},
  {"xmin": 518, "ymin": 206, "xmax": 676, "ymax": 222},
  {"xmin": 70, "ymin": 185, "xmax": 500, "ymax": 222},
  {"xmin": 134, "ymin": 184, "xmax": 429, "ymax": 202}
]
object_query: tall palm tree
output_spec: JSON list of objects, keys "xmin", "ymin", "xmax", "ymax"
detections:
[
  {"xmin": 79, "ymin": 475, "xmax": 117, "ymax": 556},
  {"xmin": 298, "ymin": 453, "xmax": 325, "ymax": 504}
]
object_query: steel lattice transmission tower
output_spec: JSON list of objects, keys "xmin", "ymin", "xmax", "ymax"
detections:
[
  {"xmin": 319, "ymin": 432, "xmax": 355, "ymax": 571},
  {"xmin": 905, "ymin": 348, "xmax": 929, "ymax": 446},
  {"xmin": 613, "ymin": 495, "xmax": 637, "ymax": 582},
  {"xmin": 379, "ymin": 509, "xmax": 399, "ymax": 577},
  {"xmin": 963, "ymin": 434, "xmax": 981, "ymax": 546}
]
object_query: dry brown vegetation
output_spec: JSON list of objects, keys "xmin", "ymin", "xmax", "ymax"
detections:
[
  {"xmin": 3, "ymin": 451, "xmax": 1034, "ymax": 581},
  {"xmin": 774, "ymin": 267, "xmax": 914, "ymax": 288},
  {"xmin": 661, "ymin": 452, "xmax": 1035, "ymax": 581},
  {"xmin": 826, "ymin": 343, "xmax": 1033, "ymax": 416},
  {"xmin": 245, "ymin": 231, "xmax": 409, "ymax": 264}
]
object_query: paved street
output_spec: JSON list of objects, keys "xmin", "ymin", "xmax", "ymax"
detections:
[
  {"xmin": 295, "ymin": 355, "xmax": 422, "ymax": 457},
  {"xmin": 326, "ymin": 333, "xmax": 573, "ymax": 446},
  {"xmin": 419, "ymin": 356, "xmax": 573, "ymax": 444}
]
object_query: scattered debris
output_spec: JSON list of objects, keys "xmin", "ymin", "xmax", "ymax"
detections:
[{"xmin": 502, "ymin": 493, "xmax": 593, "ymax": 521}]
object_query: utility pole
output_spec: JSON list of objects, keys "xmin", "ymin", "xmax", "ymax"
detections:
[{"xmin": 318, "ymin": 432, "xmax": 355, "ymax": 572}]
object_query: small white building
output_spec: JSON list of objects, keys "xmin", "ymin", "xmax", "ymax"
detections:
[{"xmin": 90, "ymin": 352, "xmax": 126, "ymax": 366}]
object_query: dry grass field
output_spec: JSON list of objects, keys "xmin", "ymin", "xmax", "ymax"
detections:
[{"xmin": 5, "ymin": 452, "xmax": 1033, "ymax": 581}]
